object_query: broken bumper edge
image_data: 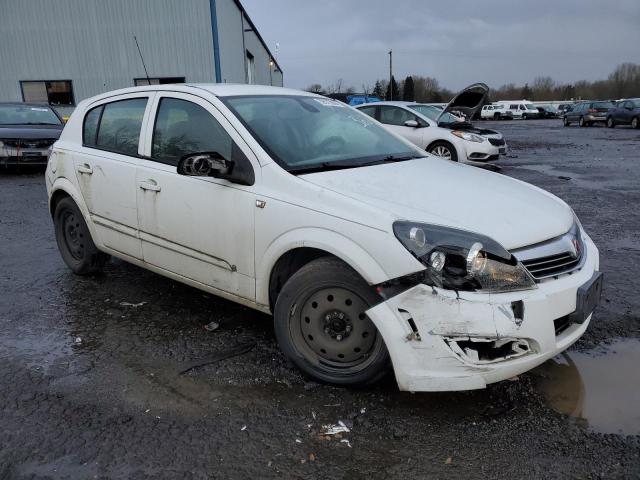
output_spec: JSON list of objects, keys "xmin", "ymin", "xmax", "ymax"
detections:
[{"xmin": 366, "ymin": 237, "xmax": 600, "ymax": 392}]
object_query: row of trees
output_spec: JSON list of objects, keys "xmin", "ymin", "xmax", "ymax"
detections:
[{"xmin": 306, "ymin": 63, "xmax": 640, "ymax": 102}]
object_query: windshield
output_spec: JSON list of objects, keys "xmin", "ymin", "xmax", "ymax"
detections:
[
  {"xmin": 526, "ymin": 104, "xmax": 537, "ymax": 110},
  {"xmin": 223, "ymin": 95, "xmax": 421, "ymax": 172},
  {"xmin": 0, "ymin": 104, "xmax": 61, "ymax": 125},
  {"xmin": 409, "ymin": 104, "xmax": 460, "ymax": 123}
]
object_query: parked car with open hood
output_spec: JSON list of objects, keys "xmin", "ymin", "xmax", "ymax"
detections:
[
  {"xmin": 46, "ymin": 84, "xmax": 602, "ymax": 392},
  {"xmin": 606, "ymin": 98, "xmax": 640, "ymax": 128},
  {"xmin": 0, "ymin": 102, "xmax": 64, "ymax": 168},
  {"xmin": 564, "ymin": 100, "xmax": 616, "ymax": 127},
  {"xmin": 356, "ymin": 83, "xmax": 507, "ymax": 163}
]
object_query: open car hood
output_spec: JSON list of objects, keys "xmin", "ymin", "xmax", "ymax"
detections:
[{"xmin": 438, "ymin": 83, "xmax": 489, "ymax": 123}]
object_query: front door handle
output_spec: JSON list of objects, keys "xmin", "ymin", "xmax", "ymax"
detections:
[
  {"xmin": 139, "ymin": 179, "xmax": 161, "ymax": 192},
  {"xmin": 77, "ymin": 163, "xmax": 93, "ymax": 175}
]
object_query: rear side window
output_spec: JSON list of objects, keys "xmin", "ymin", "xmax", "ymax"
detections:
[
  {"xmin": 358, "ymin": 106, "xmax": 377, "ymax": 118},
  {"xmin": 151, "ymin": 98, "xmax": 233, "ymax": 166},
  {"xmin": 94, "ymin": 98, "xmax": 148, "ymax": 156},
  {"xmin": 83, "ymin": 105, "xmax": 102, "ymax": 146}
]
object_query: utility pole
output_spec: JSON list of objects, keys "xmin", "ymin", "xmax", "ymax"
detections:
[{"xmin": 388, "ymin": 49, "xmax": 393, "ymax": 100}]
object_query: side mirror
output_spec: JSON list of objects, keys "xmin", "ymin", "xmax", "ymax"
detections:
[
  {"xmin": 404, "ymin": 119, "xmax": 419, "ymax": 128},
  {"xmin": 177, "ymin": 152, "xmax": 234, "ymax": 178}
]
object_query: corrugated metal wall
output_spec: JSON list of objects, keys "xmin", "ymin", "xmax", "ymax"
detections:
[{"xmin": 0, "ymin": 0, "xmax": 283, "ymax": 105}]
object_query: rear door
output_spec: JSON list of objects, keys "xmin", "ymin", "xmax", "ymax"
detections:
[
  {"xmin": 74, "ymin": 93, "xmax": 154, "ymax": 259},
  {"xmin": 135, "ymin": 92, "xmax": 258, "ymax": 300}
]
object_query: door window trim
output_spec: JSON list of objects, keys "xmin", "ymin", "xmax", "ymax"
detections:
[{"xmin": 81, "ymin": 92, "xmax": 155, "ymax": 159}]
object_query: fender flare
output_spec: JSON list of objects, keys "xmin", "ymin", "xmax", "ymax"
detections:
[
  {"xmin": 256, "ymin": 227, "xmax": 392, "ymax": 307},
  {"xmin": 49, "ymin": 177, "xmax": 101, "ymax": 245}
]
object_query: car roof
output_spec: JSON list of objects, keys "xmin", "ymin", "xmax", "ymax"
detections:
[{"xmin": 82, "ymin": 84, "xmax": 317, "ymax": 104}]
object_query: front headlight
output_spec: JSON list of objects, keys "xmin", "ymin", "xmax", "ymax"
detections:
[
  {"xmin": 393, "ymin": 221, "xmax": 537, "ymax": 293},
  {"xmin": 451, "ymin": 130, "xmax": 484, "ymax": 143}
]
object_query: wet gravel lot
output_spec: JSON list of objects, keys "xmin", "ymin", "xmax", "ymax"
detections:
[{"xmin": 1, "ymin": 119, "xmax": 639, "ymax": 479}]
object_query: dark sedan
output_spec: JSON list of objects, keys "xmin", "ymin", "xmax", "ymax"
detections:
[
  {"xmin": 606, "ymin": 98, "xmax": 640, "ymax": 129},
  {"xmin": 0, "ymin": 102, "xmax": 64, "ymax": 168},
  {"xmin": 563, "ymin": 100, "xmax": 616, "ymax": 127}
]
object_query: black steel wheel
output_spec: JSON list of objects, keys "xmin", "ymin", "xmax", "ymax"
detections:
[
  {"xmin": 273, "ymin": 257, "xmax": 390, "ymax": 386},
  {"xmin": 54, "ymin": 196, "xmax": 109, "ymax": 275}
]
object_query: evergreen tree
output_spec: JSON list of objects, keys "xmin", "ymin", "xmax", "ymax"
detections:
[
  {"xmin": 402, "ymin": 76, "xmax": 415, "ymax": 101},
  {"xmin": 385, "ymin": 76, "xmax": 400, "ymax": 101},
  {"xmin": 521, "ymin": 83, "xmax": 532, "ymax": 100},
  {"xmin": 372, "ymin": 80, "xmax": 384, "ymax": 99}
]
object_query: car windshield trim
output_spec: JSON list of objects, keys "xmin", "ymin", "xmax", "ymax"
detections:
[{"xmin": 221, "ymin": 94, "xmax": 421, "ymax": 173}]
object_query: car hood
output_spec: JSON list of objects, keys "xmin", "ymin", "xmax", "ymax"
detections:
[
  {"xmin": 438, "ymin": 83, "xmax": 489, "ymax": 122},
  {"xmin": 300, "ymin": 157, "xmax": 573, "ymax": 250},
  {"xmin": 0, "ymin": 125, "xmax": 63, "ymax": 139}
]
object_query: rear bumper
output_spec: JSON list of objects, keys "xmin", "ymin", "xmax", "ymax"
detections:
[
  {"xmin": 366, "ymin": 236, "xmax": 600, "ymax": 392},
  {"xmin": 585, "ymin": 114, "xmax": 607, "ymax": 122}
]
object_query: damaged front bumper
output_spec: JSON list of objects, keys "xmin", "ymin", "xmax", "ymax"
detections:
[{"xmin": 366, "ymin": 236, "xmax": 600, "ymax": 392}]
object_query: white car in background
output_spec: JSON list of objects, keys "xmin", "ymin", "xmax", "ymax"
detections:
[
  {"xmin": 46, "ymin": 84, "xmax": 601, "ymax": 392},
  {"xmin": 494, "ymin": 100, "xmax": 540, "ymax": 119},
  {"xmin": 481, "ymin": 104, "xmax": 514, "ymax": 120},
  {"xmin": 356, "ymin": 84, "xmax": 507, "ymax": 163}
]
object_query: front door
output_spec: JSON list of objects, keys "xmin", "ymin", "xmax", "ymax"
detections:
[
  {"xmin": 135, "ymin": 92, "xmax": 257, "ymax": 300},
  {"xmin": 378, "ymin": 106, "xmax": 427, "ymax": 147},
  {"xmin": 73, "ymin": 94, "xmax": 152, "ymax": 259}
]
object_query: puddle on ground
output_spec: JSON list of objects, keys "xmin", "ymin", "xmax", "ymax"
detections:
[{"xmin": 534, "ymin": 338, "xmax": 640, "ymax": 435}]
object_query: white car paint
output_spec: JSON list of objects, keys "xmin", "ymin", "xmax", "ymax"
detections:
[
  {"xmin": 46, "ymin": 84, "xmax": 600, "ymax": 392},
  {"xmin": 356, "ymin": 101, "xmax": 504, "ymax": 164},
  {"xmin": 494, "ymin": 100, "xmax": 539, "ymax": 119}
]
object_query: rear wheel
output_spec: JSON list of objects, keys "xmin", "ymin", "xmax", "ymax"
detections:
[
  {"xmin": 273, "ymin": 257, "xmax": 390, "ymax": 387},
  {"xmin": 522, "ymin": 113, "xmax": 528, "ymax": 120},
  {"xmin": 606, "ymin": 117, "xmax": 615, "ymax": 128},
  {"xmin": 579, "ymin": 116, "xmax": 586, "ymax": 127},
  {"xmin": 428, "ymin": 141, "xmax": 458, "ymax": 162},
  {"xmin": 54, "ymin": 196, "xmax": 109, "ymax": 275},
  {"xmin": 493, "ymin": 112, "xmax": 501, "ymax": 120},
  {"xmin": 563, "ymin": 117, "xmax": 570, "ymax": 127},
  {"xmin": 632, "ymin": 117, "xmax": 639, "ymax": 129}
]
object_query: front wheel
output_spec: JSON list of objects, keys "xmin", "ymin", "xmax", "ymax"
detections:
[
  {"xmin": 606, "ymin": 117, "xmax": 615, "ymax": 128},
  {"xmin": 273, "ymin": 257, "xmax": 390, "ymax": 387},
  {"xmin": 564, "ymin": 117, "xmax": 570, "ymax": 127},
  {"xmin": 428, "ymin": 141, "xmax": 458, "ymax": 162},
  {"xmin": 54, "ymin": 196, "xmax": 109, "ymax": 275},
  {"xmin": 579, "ymin": 116, "xmax": 586, "ymax": 127},
  {"xmin": 522, "ymin": 113, "xmax": 528, "ymax": 120},
  {"xmin": 632, "ymin": 117, "xmax": 639, "ymax": 129}
]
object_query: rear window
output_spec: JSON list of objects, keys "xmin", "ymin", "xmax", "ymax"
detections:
[
  {"xmin": 593, "ymin": 102, "xmax": 615, "ymax": 109},
  {"xmin": 83, "ymin": 98, "xmax": 148, "ymax": 156}
]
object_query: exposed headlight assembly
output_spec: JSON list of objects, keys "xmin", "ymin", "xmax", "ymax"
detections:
[
  {"xmin": 451, "ymin": 130, "xmax": 484, "ymax": 143},
  {"xmin": 393, "ymin": 221, "xmax": 537, "ymax": 293}
]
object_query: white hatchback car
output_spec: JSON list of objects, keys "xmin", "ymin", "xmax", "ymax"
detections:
[
  {"xmin": 357, "ymin": 84, "xmax": 507, "ymax": 163},
  {"xmin": 46, "ymin": 84, "xmax": 602, "ymax": 392}
]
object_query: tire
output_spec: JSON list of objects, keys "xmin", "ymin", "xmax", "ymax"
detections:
[
  {"xmin": 522, "ymin": 113, "xmax": 528, "ymax": 120},
  {"xmin": 273, "ymin": 257, "xmax": 391, "ymax": 387},
  {"xmin": 579, "ymin": 116, "xmax": 586, "ymax": 127},
  {"xmin": 54, "ymin": 196, "xmax": 109, "ymax": 275},
  {"xmin": 493, "ymin": 113, "xmax": 501, "ymax": 120},
  {"xmin": 563, "ymin": 117, "xmax": 570, "ymax": 127},
  {"xmin": 632, "ymin": 117, "xmax": 640, "ymax": 129},
  {"xmin": 606, "ymin": 117, "xmax": 615, "ymax": 128},
  {"xmin": 427, "ymin": 141, "xmax": 458, "ymax": 162}
]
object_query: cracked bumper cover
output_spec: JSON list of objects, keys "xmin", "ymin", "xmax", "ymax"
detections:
[{"xmin": 366, "ymin": 236, "xmax": 600, "ymax": 392}]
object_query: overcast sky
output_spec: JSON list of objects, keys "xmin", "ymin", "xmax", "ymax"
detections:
[{"xmin": 242, "ymin": 0, "xmax": 640, "ymax": 91}]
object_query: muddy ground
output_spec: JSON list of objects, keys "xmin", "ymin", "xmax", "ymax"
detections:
[{"xmin": 1, "ymin": 119, "xmax": 639, "ymax": 479}]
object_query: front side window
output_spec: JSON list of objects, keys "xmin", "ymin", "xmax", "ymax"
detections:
[
  {"xmin": 223, "ymin": 95, "xmax": 420, "ymax": 172},
  {"xmin": 21, "ymin": 81, "xmax": 74, "ymax": 106},
  {"xmin": 409, "ymin": 104, "xmax": 458, "ymax": 123},
  {"xmin": 0, "ymin": 104, "xmax": 61, "ymax": 126},
  {"xmin": 95, "ymin": 98, "xmax": 147, "ymax": 156},
  {"xmin": 152, "ymin": 98, "xmax": 233, "ymax": 166}
]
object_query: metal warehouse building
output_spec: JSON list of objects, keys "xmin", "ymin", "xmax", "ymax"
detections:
[{"xmin": 0, "ymin": 0, "xmax": 283, "ymax": 112}]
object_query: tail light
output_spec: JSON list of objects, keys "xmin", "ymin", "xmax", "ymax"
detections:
[{"xmin": 588, "ymin": 108, "xmax": 597, "ymax": 113}]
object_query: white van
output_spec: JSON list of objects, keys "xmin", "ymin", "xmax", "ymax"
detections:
[
  {"xmin": 495, "ymin": 101, "xmax": 540, "ymax": 119},
  {"xmin": 480, "ymin": 104, "xmax": 513, "ymax": 120}
]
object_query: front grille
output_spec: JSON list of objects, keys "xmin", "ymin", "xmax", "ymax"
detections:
[
  {"xmin": 521, "ymin": 252, "xmax": 581, "ymax": 280},
  {"xmin": 2, "ymin": 138, "xmax": 56, "ymax": 149},
  {"xmin": 488, "ymin": 137, "xmax": 505, "ymax": 146}
]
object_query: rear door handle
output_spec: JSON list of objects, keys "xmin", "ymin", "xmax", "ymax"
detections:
[
  {"xmin": 139, "ymin": 179, "xmax": 161, "ymax": 192},
  {"xmin": 77, "ymin": 164, "xmax": 93, "ymax": 175}
]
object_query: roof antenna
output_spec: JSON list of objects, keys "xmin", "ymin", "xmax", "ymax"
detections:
[{"xmin": 134, "ymin": 35, "xmax": 151, "ymax": 84}]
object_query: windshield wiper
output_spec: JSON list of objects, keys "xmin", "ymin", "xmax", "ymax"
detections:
[{"xmin": 290, "ymin": 154, "xmax": 421, "ymax": 175}]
